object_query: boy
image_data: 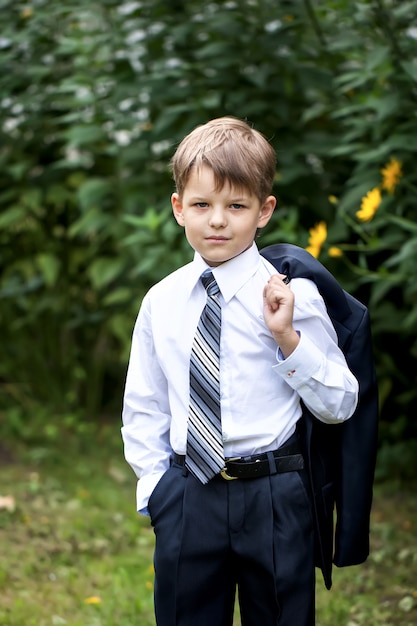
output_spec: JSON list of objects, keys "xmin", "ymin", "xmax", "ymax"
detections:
[{"xmin": 122, "ymin": 117, "xmax": 359, "ymax": 626}]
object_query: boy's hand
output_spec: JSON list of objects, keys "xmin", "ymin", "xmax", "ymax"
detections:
[{"xmin": 263, "ymin": 274, "xmax": 300, "ymax": 357}]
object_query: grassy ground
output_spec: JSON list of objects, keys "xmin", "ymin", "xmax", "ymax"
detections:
[{"xmin": 1, "ymin": 427, "xmax": 416, "ymax": 626}]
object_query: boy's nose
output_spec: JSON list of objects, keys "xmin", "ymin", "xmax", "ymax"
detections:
[{"xmin": 209, "ymin": 207, "xmax": 227, "ymax": 227}]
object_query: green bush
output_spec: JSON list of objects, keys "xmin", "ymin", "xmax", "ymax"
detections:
[
  {"xmin": 1, "ymin": 0, "xmax": 417, "ymax": 468},
  {"xmin": 304, "ymin": 0, "xmax": 417, "ymax": 445}
]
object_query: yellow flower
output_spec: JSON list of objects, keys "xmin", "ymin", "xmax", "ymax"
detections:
[
  {"xmin": 328, "ymin": 195, "xmax": 338, "ymax": 205},
  {"xmin": 21, "ymin": 7, "xmax": 33, "ymax": 18},
  {"xmin": 309, "ymin": 221, "xmax": 327, "ymax": 246},
  {"xmin": 381, "ymin": 157, "xmax": 402, "ymax": 194},
  {"xmin": 329, "ymin": 246, "xmax": 343, "ymax": 258},
  {"xmin": 306, "ymin": 221, "xmax": 327, "ymax": 258},
  {"xmin": 356, "ymin": 187, "xmax": 381, "ymax": 222},
  {"xmin": 305, "ymin": 245, "xmax": 320, "ymax": 258},
  {"xmin": 84, "ymin": 596, "xmax": 102, "ymax": 604}
]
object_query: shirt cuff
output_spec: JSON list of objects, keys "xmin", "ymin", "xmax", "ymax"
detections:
[
  {"xmin": 273, "ymin": 332, "xmax": 322, "ymax": 388},
  {"xmin": 139, "ymin": 507, "xmax": 150, "ymax": 517},
  {"xmin": 136, "ymin": 470, "xmax": 166, "ymax": 514}
]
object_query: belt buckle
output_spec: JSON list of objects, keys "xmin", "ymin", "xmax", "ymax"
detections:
[{"xmin": 220, "ymin": 457, "xmax": 240, "ymax": 481}]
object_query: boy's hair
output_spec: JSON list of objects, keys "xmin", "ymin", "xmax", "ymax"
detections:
[{"xmin": 171, "ymin": 116, "xmax": 276, "ymax": 202}]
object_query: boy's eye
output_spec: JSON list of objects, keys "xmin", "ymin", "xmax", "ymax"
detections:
[
  {"xmin": 230, "ymin": 203, "xmax": 244, "ymax": 209},
  {"xmin": 195, "ymin": 202, "xmax": 208, "ymax": 208}
]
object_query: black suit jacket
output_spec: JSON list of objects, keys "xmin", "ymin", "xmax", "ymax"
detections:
[{"xmin": 261, "ymin": 243, "xmax": 379, "ymax": 589}]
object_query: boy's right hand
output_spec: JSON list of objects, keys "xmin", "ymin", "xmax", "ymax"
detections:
[{"xmin": 263, "ymin": 274, "xmax": 300, "ymax": 357}]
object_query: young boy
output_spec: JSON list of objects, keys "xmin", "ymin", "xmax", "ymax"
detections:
[{"xmin": 122, "ymin": 117, "xmax": 359, "ymax": 626}]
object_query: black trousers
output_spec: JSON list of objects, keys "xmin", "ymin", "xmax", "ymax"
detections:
[{"xmin": 148, "ymin": 461, "xmax": 315, "ymax": 626}]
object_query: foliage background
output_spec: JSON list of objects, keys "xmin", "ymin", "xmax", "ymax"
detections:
[{"xmin": 1, "ymin": 0, "xmax": 417, "ymax": 477}]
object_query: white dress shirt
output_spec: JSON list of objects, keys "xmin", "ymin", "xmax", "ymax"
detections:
[{"xmin": 122, "ymin": 243, "xmax": 358, "ymax": 513}]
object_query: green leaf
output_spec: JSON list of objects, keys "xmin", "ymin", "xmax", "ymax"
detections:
[
  {"xmin": 36, "ymin": 253, "xmax": 61, "ymax": 287},
  {"xmin": 0, "ymin": 206, "xmax": 27, "ymax": 229},
  {"xmin": 68, "ymin": 207, "xmax": 111, "ymax": 238},
  {"xmin": 388, "ymin": 215, "xmax": 417, "ymax": 235},
  {"xmin": 65, "ymin": 124, "xmax": 106, "ymax": 146},
  {"xmin": 102, "ymin": 287, "xmax": 132, "ymax": 306},
  {"xmin": 123, "ymin": 209, "xmax": 163, "ymax": 231},
  {"xmin": 88, "ymin": 257, "xmax": 125, "ymax": 290},
  {"xmin": 385, "ymin": 238, "xmax": 417, "ymax": 268},
  {"xmin": 369, "ymin": 94, "xmax": 401, "ymax": 122},
  {"xmin": 401, "ymin": 59, "xmax": 417, "ymax": 82},
  {"xmin": 392, "ymin": 1, "xmax": 417, "ymax": 18},
  {"xmin": 77, "ymin": 179, "xmax": 114, "ymax": 211}
]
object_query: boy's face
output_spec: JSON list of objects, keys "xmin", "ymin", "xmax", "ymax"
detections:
[{"xmin": 171, "ymin": 165, "xmax": 276, "ymax": 267}]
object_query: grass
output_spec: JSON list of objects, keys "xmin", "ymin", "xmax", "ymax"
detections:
[{"xmin": 0, "ymin": 426, "xmax": 416, "ymax": 626}]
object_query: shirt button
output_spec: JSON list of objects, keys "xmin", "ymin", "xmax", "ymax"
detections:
[{"xmin": 286, "ymin": 369, "xmax": 296, "ymax": 378}]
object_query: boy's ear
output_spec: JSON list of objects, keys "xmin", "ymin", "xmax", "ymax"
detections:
[
  {"xmin": 257, "ymin": 195, "xmax": 276, "ymax": 228},
  {"xmin": 171, "ymin": 193, "xmax": 185, "ymax": 226}
]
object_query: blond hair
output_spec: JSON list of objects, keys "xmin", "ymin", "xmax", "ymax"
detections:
[{"xmin": 170, "ymin": 117, "xmax": 276, "ymax": 202}]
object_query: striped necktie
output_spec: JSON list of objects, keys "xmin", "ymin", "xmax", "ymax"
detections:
[{"xmin": 186, "ymin": 272, "xmax": 225, "ymax": 483}]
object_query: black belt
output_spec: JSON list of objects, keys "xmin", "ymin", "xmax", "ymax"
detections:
[{"xmin": 172, "ymin": 438, "xmax": 304, "ymax": 481}]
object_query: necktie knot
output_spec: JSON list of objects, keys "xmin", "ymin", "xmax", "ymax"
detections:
[{"xmin": 201, "ymin": 272, "xmax": 220, "ymax": 297}]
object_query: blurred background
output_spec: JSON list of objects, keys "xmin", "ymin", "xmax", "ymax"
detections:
[
  {"xmin": 2, "ymin": 0, "xmax": 417, "ymax": 477},
  {"xmin": 1, "ymin": 2, "xmax": 417, "ymax": 624}
]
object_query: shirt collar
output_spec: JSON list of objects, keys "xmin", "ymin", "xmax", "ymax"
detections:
[{"xmin": 190, "ymin": 242, "xmax": 261, "ymax": 303}]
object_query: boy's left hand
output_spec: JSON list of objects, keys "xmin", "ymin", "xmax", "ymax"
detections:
[{"xmin": 263, "ymin": 274, "xmax": 300, "ymax": 357}]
